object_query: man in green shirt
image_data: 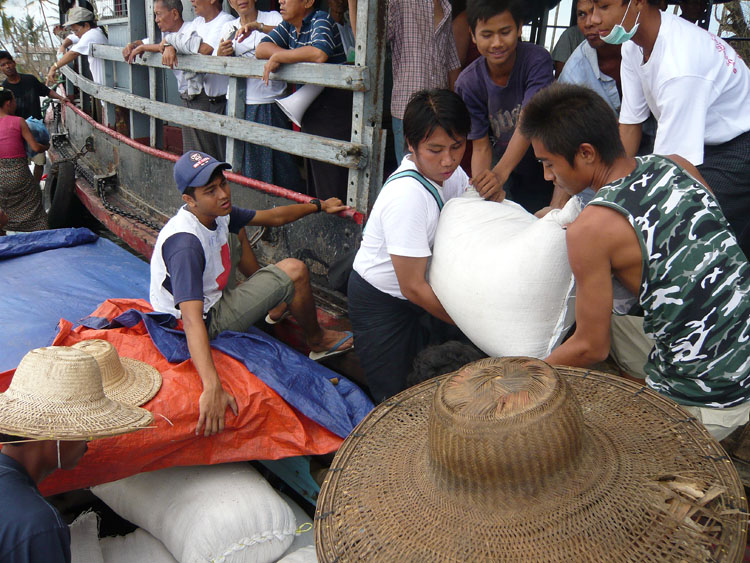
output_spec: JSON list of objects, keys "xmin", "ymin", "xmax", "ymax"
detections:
[{"xmin": 521, "ymin": 83, "xmax": 750, "ymax": 440}]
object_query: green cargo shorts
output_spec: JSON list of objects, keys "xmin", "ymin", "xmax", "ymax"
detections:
[{"xmin": 206, "ymin": 233, "xmax": 294, "ymax": 339}]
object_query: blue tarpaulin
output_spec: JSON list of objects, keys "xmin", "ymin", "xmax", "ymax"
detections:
[
  {"xmin": 0, "ymin": 228, "xmax": 150, "ymax": 371},
  {"xmin": 82, "ymin": 310, "xmax": 372, "ymax": 438},
  {"xmin": 1, "ymin": 228, "xmax": 372, "ymax": 437}
]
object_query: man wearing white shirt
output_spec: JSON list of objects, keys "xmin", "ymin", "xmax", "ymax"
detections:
[
  {"xmin": 123, "ymin": 0, "xmax": 213, "ymax": 150},
  {"xmin": 592, "ymin": 0, "xmax": 750, "ymax": 256},
  {"xmin": 214, "ymin": 1, "xmax": 302, "ymax": 188},
  {"xmin": 46, "ymin": 7, "xmax": 108, "ymax": 122},
  {"xmin": 160, "ymin": 0, "xmax": 233, "ymax": 159}
]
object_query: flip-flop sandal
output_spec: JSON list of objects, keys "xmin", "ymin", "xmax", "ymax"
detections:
[
  {"xmin": 309, "ymin": 332, "xmax": 354, "ymax": 362},
  {"xmin": 264, "ymin": 310, "xmax": 291, "ymax": 325}
]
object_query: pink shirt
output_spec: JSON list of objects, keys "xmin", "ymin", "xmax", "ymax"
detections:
[{"xmin": 0, "ymin": 115, "xmax": 27, "ymax": 159}]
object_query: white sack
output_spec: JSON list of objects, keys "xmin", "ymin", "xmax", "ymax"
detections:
[
  {"xmin": 69, "ymin": 511, "xmax": 104, "ymax": 563},
  {"xmin": 100, "ymin": 528, "xmax": 178, "ymax": 563},
  {"xmin": 277, "ymin": 546, "xmax": 317, "ymax": 563},
  {"xmin": 277, "ymin": 493, "xmax": 314, "ymax": 557},
  {"xmin": 430, "ymin": 190, "xmax": 583, "ymax": 358},
  {"xmin": 92, "ymin": 463, "xmax": 296, "ymax": 563}
]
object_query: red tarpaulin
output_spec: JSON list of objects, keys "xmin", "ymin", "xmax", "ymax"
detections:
[{"xmin": 0, "ymin": 299, "xmax": 343, "ymax": 496}]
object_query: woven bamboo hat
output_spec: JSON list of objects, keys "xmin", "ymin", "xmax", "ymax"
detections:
[
  {"xmin": 316, "ymin": 357, "xmax": 748, "ymax": 562},
  {"xmin": 0, "ymin": 347, "xmax": 154, "ymax": 440},
  {"xmin": 72, "ymin": 339, "xmax": 162, "ymax": 406}
]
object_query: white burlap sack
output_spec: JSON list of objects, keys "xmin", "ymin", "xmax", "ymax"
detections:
[
  {"xmin": 69, "ymin": 511, "xmax": 104, "ymax": 563},
  {"xmin": 430, "ymin": 190, "xmax": 582, "ymax": 358},
  {"xmin": 277, "ymin": 546, "xmax": 317, "ymax": 563},
  {"xmin": 91, "ymin": 463, "xmax": 296, "ymax": 563},
  {"xmin": 100, "ymin": 528, "xmax": 178, "ymax": 563},
  {"xmin": 276, "ymin": 493, "xmax": 314, "ymax": 558}
]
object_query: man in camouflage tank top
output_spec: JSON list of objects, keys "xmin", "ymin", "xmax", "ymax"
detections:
[{"xmin": 520, "ymin": 84, "xmax": 750, "ymax": 440}]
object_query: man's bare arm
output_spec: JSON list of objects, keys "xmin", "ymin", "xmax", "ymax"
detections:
[
  {"xmin": 491, "ymin": 127, "xmax": 531, "ymax": 191},
  {"xmin": 179, "ymin": 300, "xmax": 238, "ymax": 436},
  {"xmin": 619, "ymin": 123, "xmax": 642, "ymax": 158},
  {"xmin": 544, "ymin": 212, "xmax": 614, "ymax": 367},
  {"xmin": 250, "ymin": 197, "xmax": 348, "ymax": 227}
]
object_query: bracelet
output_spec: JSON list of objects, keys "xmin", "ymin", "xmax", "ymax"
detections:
[{"xmin": 310, "ymin": 198, "xmax": 322, "ymax": 212}]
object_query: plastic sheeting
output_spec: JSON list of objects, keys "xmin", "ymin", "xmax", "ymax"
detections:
[
  {"xmin": 0, "ymin": 230, "xmax": 373, "ymax": 494},
  {"xmin": 80, "ymin": 305, "xmax": 372, "ymax": 440},
  {"xmin": 0, "ymin": 229, "xmax": 150, "ymax": 372},
  {"xmin": 0, "ymin": 299, "xmax": 351, "ymax": 496}
]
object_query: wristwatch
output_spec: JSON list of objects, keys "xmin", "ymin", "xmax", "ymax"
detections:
[{"xmin": 310, "ymin": 198, "xmax": 322, "ymax": 212}]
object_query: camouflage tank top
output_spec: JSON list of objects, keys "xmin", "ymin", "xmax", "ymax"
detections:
[{"xmin": 590, "ymin": 155, "xmax": 750, "ymax": 408}]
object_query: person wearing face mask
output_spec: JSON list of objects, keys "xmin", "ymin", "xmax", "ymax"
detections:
[
  {"xmin": 0, "ymin": 347, "xmax": 153, "ymax": 563},
  {"xmin": 591, "ymin": 0, "xmax": 750, "ymax": 258}
]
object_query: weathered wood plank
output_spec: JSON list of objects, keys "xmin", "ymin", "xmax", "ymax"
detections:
[
  {"xmin": 61, "ymin": 67, "xmax": 367, "ymax": 169},
  {"xmin": 92, "ymin": 44, "xmax": 368, "ymax": 91}
]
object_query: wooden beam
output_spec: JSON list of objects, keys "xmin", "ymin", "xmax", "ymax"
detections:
[
  {"xmin": 91, "ymin": 44, "xmax": 369, "ymax": 91},
  {"xmin": 61, "ymin": 67, "xmax": 368, "ymax": 169}
]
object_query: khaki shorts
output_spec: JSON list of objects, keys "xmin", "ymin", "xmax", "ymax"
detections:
[
  {"xmin": 610, "ymin": 315, "xmax": 750, "ymax": 441},
  {"xmin": 205, "ymin": 233, "xmax": 294, "ymax": 339},
  {"xmin": 31, "ymin": 152, "xmax": 46, "ymax": 166},
  {"xmin": 609, "ymin": 315, "xmax": 653, "ymax": 380},
  {"xmin": 683, "ymin": 402, "xmax": 750, "ymax": 441}
]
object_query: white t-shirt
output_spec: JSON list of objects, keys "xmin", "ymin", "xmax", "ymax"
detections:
[
  {"xmin": 353, "ymin": 156, "xmax": 469, "ymax": 299},
  {"xmin": 150, "ymin": 206, "xmax": 231, "ymax": 318},
  {"xmin": 186, "ymin": 11, "xmax": 235, "ymax": 97},
  {"xmin": 220, "ymin": 13, "xmax": 286, "ymax": 104},
  {"xmin": 619, "ymin": 11, "xmax": 750, "ymax": 165},
  {"xmin": 71, "ymin": 27, "xmax": 108, "ymax": 85}
]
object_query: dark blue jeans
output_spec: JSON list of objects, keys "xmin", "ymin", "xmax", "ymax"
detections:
[
  {"xmin": 698, "ymin": 129, "xmax": 750, "ymax": 258},
  {"xmin": 348, "ymin": 270, "xmax": 461, "ymax": 403}
]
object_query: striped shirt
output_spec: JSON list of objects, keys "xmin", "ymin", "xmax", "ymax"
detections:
[
  {"xmin": 261, "ymin": 10, "xmax": 347, "ymax": 64},
  {"xmin": 388, "ymin": 0, "xmax": 461, "ymax": 119}
]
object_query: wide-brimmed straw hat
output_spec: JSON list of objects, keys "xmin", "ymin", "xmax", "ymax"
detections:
[
  {"xmin": 316, "ymin": 357, "xmax": 748, "ymax": 562},
  {"xmin": 0, "ymin": 347, "xmax": 153, "ymax": 441},
  {"xmin": 72, "ymin": 339, "xmax": 162, "ymax": 406}
]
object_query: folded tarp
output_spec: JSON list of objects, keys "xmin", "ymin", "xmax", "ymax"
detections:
[
  {"xmin": 80, "ymin": 302, "xmax": 372, "ymax": 440},
  {"xmin": 0, "ymin": 299, "xmax": 353, "ymax": 496},
  {"xmin": 0, "ymin": 228, "xmax": 150, "ymax": 371}
]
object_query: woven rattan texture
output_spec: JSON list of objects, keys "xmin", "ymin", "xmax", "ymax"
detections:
[
  {"xmin": 73, "ymin": 339, "xmax": 162, "ymax": 407},
  {"xmin": 315, "ymin": 363, "xmax": 748, "ymax": 562},
  {"xmin": 0, "ymin": 347, "xmax": 154, "ymax": 440}
]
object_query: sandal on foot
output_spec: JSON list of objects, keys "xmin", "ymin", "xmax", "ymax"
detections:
[
  {"xmin": 309, "ymin": 332, "xmax": 354, "ymax": 361},
  {"xmin": 265, "ymin": 311, "xmax": 291, "ymax": 325}
]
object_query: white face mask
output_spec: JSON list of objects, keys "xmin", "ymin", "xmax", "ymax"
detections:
[{"xmin": 601, "ymin": 0, "xmax": 641, "ymax": 45}]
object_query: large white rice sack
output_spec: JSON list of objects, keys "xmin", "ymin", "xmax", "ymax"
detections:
[
  {"xmin": 277, "ymin": 493, "xmax": 314, "ymax": 556},
  {"xmin": 69, "ymin": 511, "xmax": 104, "ymax": 563},
  {"xmin": 277, "ymin": 546, "xmax": 317, "ymax": 563},
  {"xmin": 100, "ymin": 528, "xmax": 178, "ymax": 563},
  {"xmin": 430, "ymin": 190, "xmax": 582, "ymax": 358},
  {"xmin": 92, "ymin": 463, "xmax": 296, "ymax": 563}
]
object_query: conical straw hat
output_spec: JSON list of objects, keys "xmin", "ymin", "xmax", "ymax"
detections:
[
  {"xmin": 72, "ymin": 339, "xmax": 162, "ymax": 406},
  {"xmin": 316, "ymin": 357, "xmax": 748, "ymax": 562},
  {"xmin": 0, "ymin": 347, "xmax": 153, "ymax": 440}
]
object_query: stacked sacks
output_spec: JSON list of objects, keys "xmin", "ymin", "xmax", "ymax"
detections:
[
  {"xmin": 429, "ymin": 190, "xmax": 583, "ymax": 358},
  {"xmin": 100, "ymin": 530, "xmax": 178, "ymax": 563},
  {"xmin": 92, "ymin": 463, "xmax": 303, "ymax": 563}
]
